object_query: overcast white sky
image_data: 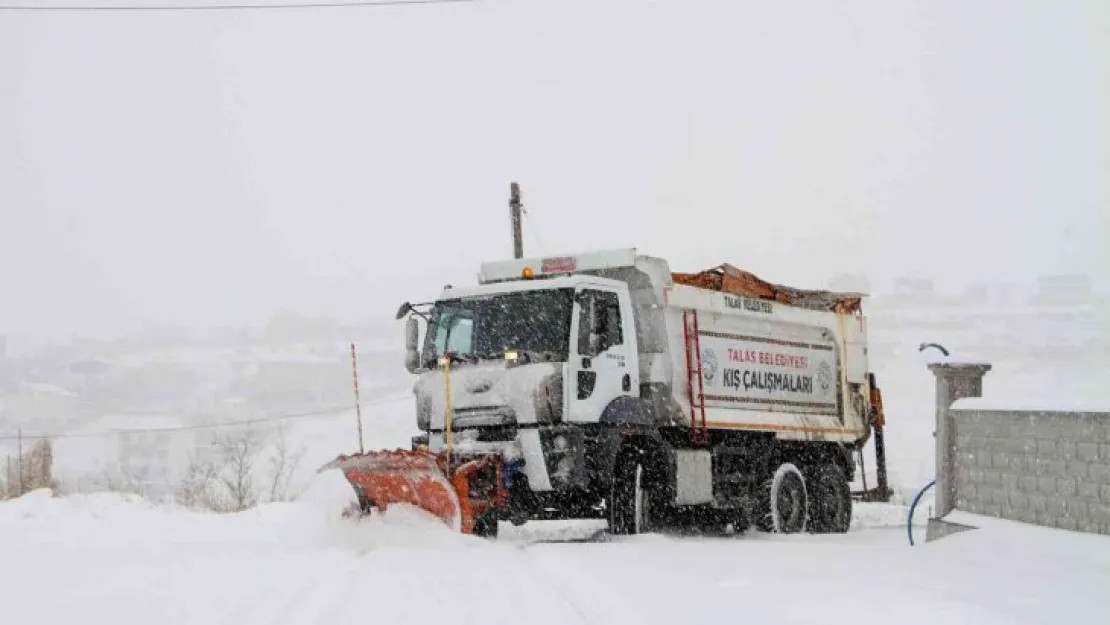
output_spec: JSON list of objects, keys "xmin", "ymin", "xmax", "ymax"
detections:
[{"xmin": 1, "ymin": 0, "xmax": 1107, "ymax": 340}]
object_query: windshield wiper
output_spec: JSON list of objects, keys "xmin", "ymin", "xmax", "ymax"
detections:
[{"xmin": 445, "ymin": 352, "xmax": 478, "ymax": 366}]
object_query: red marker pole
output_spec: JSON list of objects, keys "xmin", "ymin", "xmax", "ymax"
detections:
[{"xmin": 351, "ymin": 343, "xmax": 365, "ymax": 454}]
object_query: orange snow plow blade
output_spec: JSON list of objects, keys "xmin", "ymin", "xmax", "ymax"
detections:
[{"xmin": 318, "ymin": 448, "xmax": 508, "ymax": 535}]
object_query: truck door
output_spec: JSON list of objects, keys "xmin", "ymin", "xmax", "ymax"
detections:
[{"xmin": 568, "ymin": 286, "xmax": 636, "ymax": 422}]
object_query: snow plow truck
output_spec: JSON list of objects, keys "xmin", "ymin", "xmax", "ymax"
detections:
[{"xmin": 320, "ymin": 248, "xmax": 888, "ymax": 537}]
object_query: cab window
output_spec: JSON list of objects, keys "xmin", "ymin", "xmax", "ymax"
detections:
[
  {"xmin": 434, "ymin": 312, "xmax": 474, "ymax": 356},
  {"xmin": 576, "ymin": 289, "xmax": 623, "ymax": 355}
]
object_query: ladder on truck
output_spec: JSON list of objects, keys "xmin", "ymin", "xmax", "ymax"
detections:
[{"xmin": 682, "ymin": 310, "xmax": 709, "ymax": 445}]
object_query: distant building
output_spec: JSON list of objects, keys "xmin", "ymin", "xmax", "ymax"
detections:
[
  {"xmin": 54, "ymin": 413, "xmax": 196, "ymax": 498},
  {"xmin": 238, "ymin": 358, "xmax": 350, "ymax": 414},
  {"xmin": 961, "ymin": 283, "xmax": 1019, "ymax": 305},
  {"xmin": 1032, "ymin": 274, "xmax": 1092, "ymax": 305}
]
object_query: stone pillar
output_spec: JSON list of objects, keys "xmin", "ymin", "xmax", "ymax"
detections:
[{"xmin": 928, "ymin": 362, "xmax": 992, "ymax": 518}]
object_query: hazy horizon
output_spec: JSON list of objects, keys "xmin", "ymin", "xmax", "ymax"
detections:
[{"xmin": 3, "ymin": 0, "xmax": 1107, "ymax": 342}]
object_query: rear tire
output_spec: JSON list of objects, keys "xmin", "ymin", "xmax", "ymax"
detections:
[
  {"xmin": 609, "ymin": 450, "xmax": 657, "ymax": 535},
  {"xmin": 755, "ymin": 462, "xmax": 808, "ymax": 534},
  {"xmin": 806, "ymin": 463, "xmax": 852, "ymax": 534}
]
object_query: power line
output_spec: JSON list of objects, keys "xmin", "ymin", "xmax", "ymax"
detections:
[
  {"xmin": 0, "ymin": 0, "xmax": 473, "ymax": 11},
  {"xmin": 521, "ymin": 207, "xmax": 549, "ymax": 256},
  {"xmin": 0, "ymin": 393, "xmax": 411, "ymax": 441}
]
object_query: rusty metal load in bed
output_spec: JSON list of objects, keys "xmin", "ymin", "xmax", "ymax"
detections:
[{"xmin": 671, "ymin": 263, "xmax": 865, "ymax": 314}]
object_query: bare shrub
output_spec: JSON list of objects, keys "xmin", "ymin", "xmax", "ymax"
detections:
[
  {"xmin": 213, "ymin": 427, "xmax": 263, "ymax": 512},
  {"xmin": 26, "ymin": 439, "xmax": 56, "ymax": 491},
  {"xmin": 1, "ymin": 439, "xmax": 57, "ymax": 499},
  {"xmin": 174, "ymin": 453, "xmax": 223, "ymax": 511},
  {"xmin": 0, "ymin": 459, "xmax": 11, "ymax": 500},
  {"xmin": 265, "ymin": 425, "xmax": 306, "ymax": 503},
  {"xmin": 169, "ymin": 423, "xmax": 307, "ymax": 512},
  {"xmin": 94, "ymin": 464, "xmax": 154, "ymax": 498}
]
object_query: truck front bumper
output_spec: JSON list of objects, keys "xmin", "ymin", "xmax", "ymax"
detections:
[{"xmin": 419, "ymin": 425, "xmax": 589, "ymax": 493}]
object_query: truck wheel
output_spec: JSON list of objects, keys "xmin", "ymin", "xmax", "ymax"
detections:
[
  {"xmin": 472, "ymin": 513, "xmax": 499, "ymax": 539},
  {"xmin": 756, "ymin": 463, "xmax": 808, "ymax": 534},
  {"xmin": 342, "ymin": 493, "xmax": 375, "ymax": 519},
  {"xmin": 807, "ymin": 464, "xmax": 851, "ymax": 534},
  {"xmin": 609, "ymin": 451, "xmax": 656, "ymax": 535}
]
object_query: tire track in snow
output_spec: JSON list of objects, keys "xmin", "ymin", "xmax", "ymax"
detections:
[
  {"xmin": 272, "ymin": 556, "xmax": 368, "ymax": 625},
  {"xmin": 514, "ymin": 542, "xmax": 661, "ymax": 625},
  {"xmin": 206, "ymin": 555, "xmax": 363, "ymax": 625},
  {"xmin": 500, "ymin": 548, "xmax": 595, "ymax": 625}
]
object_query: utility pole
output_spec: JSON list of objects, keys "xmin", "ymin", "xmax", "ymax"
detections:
[{"xmin": 509, "ymin": 182, "xmax": 523, "ymax": 259}]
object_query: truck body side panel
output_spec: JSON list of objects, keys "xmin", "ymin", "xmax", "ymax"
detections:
[{"xmin": 662, "ymin": 284, "xmax": 870, "ymax": 444}]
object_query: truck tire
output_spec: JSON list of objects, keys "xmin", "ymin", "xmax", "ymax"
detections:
[
  {"xmin": 608, "ymin": 450, "xmax": 657, "ymax": 535},
  {"xmin": 806, "ymin": 463, "xmax": 851, "ymax": 534},
  {"xmin": 472, "ymin": 513, "xmax": 499, "ymax": 539},
  {"xmin": 755, "ymin": 462, "xmax": 808, "ymax": 534}
]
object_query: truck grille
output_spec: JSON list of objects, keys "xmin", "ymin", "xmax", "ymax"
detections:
[{"xmin": 451, "ymin": 406, "xmax": 517, "ymax": 430}]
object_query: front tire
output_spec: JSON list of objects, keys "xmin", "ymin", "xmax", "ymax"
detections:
[
  {"xmin": 609, "ymin": 450, "xmax": 657, "ymax": 535},
  {"xmin": 472, "ymin": 513, "xmax": 499, "ymax": 539}
]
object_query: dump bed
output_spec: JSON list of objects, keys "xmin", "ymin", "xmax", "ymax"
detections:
[
  {"xmin": 663, "ymin": 266, "xmax": 872, "ymax": 445},
  {"xmin": 671, "ymin": 262, "xmax": 865, "ymax": 314}
]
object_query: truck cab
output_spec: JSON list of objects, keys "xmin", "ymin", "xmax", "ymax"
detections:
[{"xmin": 401, "ymin": 271, "xmax": 644, "ymax": 505}]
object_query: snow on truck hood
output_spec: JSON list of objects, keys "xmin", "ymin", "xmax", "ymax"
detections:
[{"xmin": 414, "ymin": 360, "xmax": 561, "ymax": 428}]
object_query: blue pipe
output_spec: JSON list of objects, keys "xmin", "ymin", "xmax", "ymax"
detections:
[{"xmin": 907, "ymin": 479, "xmax": 936, "ymax": 546}]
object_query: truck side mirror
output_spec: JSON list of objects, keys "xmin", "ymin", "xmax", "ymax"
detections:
[{"xmin": 404, "ymin": 316, "xmax": 422, "ymax": 373}]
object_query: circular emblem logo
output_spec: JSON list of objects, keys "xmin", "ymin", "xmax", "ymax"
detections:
[
  {"xmin": 817, "ymin": 361, "xmax": 833, "ymax": 391},
  {"xmin": 701, "ymin": 348, "xmax": 719, "ymax": 385}
]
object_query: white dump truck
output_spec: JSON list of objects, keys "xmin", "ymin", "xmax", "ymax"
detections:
[{"xmin": 329, "ymin": 248, "xmax": 888, "ymax": 537}]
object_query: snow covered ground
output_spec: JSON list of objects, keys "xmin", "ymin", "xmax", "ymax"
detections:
[{"xmin": 2, "ymin": 482, "xmax": 1107, "ymax": 625}]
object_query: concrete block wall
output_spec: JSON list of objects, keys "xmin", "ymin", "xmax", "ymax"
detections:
[
  {"xmin": 929, "ymin": 363, "xmax": 1110, "ymax": 536},
  {"xmin": 950, "ymin": 409, "xmax": 1110, "ymax": 534}
]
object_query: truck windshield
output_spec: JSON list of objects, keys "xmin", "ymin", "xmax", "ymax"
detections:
[{"xmin": 423, "ymin": 288, "xmax": 574, "ymax": 367}]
